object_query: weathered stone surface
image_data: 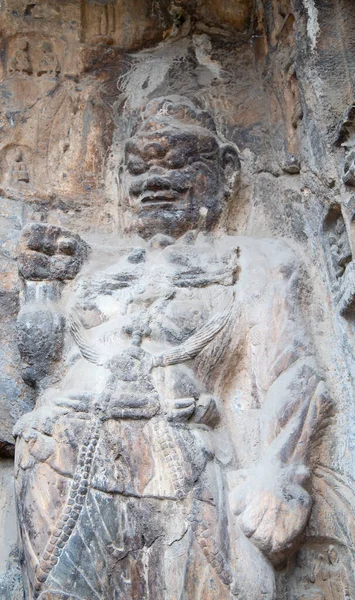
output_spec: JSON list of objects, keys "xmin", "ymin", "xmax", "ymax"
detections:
[
  {"xmin": 8, "ymin": 96, "xmax": 335, "ymax": 599},
  {"xmin": 0, "ymin": 459, "xmax": 23, "ymax": 598},
  {"xmin": 1, "ymin": 0, "xmax": 355, "ymax": 599},
  {"xmin": 0, "ymin": 197, "xmax": 34, "ymax": 455}
]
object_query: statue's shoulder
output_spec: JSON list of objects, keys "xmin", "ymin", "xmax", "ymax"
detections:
[{"xmin": 224, "ymin": 234, "xmax": 301, "ymax": 271}]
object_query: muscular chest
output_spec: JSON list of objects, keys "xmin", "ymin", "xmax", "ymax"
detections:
[{"xmin": 71, "ymin": 244, "xmax": 238, "ymax": 349}]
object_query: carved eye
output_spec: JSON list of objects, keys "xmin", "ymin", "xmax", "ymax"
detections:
[
  {"xmin": 197, "ymin": 137, "xmax": 219, "ymax": 161},
  {"xmin": 127, "ymin": 158, "xmax": 148, "ymax": 175},
  {"xmin": 58, "ymin": 237, "xmax": 78, "ymax": 256},
  {"xmin": 143, "ymin": 142, "xmax": 166, "ymax": 160},
  {"xmin": 166, "ymin": 151, "xmax": 187, "ymax": 169},
  {"xmin": 200, "ymin": 151, "xmax": 218, "ymax": 161},
  {"xmin": 187, "ymin": 151, "xmax": 218, "ymax": 166}
]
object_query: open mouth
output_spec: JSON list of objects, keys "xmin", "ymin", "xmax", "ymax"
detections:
[{"xmin": 140, "ymin": 191, "xmax": 179, "ymax": 207}]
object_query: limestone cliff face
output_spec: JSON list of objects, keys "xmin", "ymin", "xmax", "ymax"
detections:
[{"xmin": 1, "ymin": 1, "xmax": 355, "ymax": 599}]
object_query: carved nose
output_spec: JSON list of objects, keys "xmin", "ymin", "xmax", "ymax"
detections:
[{"xmin": 145, "ymin": 176, "xmax": 171, "ymax": 191}]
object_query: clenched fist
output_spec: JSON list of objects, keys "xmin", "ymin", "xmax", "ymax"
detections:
[
  {"xmin": 230, "ymin": 461, "xmax": 312, "ymax": 566},
  {"xmin": 18, "ymin": 222, "xmax": 90, "ymax": 281}
]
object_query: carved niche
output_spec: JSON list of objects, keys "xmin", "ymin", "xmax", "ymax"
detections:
[
  {"xmin": 6, "ymin": 35, "xmax": 62, "ymax": 79},
  {"xmin": 0, "ymin": 145, "xmax": 32, "ymax": 191},
  {"xmin": 322, "ymin": 203, "xmax": 355, "ymax": 317},
  {"xmin": 14, "ymin": 96, "xmax": 332, "ymax": 600},
  {"xmin": 335, "ymin": 103, "xmax": 355, "ymax": 187},
  {"xmin": 323, "ymin": 204, "xmax": 352, "ymax": 282},
  {"xmin": 8, "ymin": 39, "xmax": 32, "ymax": 75},
  {"xmin": 287, "ymin": 544, "xmax": 351, "ymax": 600}
]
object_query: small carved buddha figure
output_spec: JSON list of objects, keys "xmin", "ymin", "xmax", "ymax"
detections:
[
  {"xmin": 8, "ymin": 39, "xmax": 32, "ymax": 75},
  {"xmin": 324, "ymin": 207, "xmax": 352, "ymax": 280},
  {"xmin": 15, "ymin": 96, "xmax": 331, "ymax": 600},
  {"xmin": 10, "ymin": 150, "xmax": 30, "ymax": 184},
  {"xmin": 314, "ymin": 547, "xmax": 350, "ymax": 599},
  {"xmin": 343, "ymin": 150, "xmax": 355, "ymax": 186},
  {"xmin": 37, "ymin": 42, "xmax": 60, "ymax": 77}
]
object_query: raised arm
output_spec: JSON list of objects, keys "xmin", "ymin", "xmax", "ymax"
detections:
[
  {"xmin": 16, "ymin": 222, "xmax": 89, "ymax": 386},
  {"xmin": 230, "ymin": 246, "xmax": 332, "ymax": 568}
]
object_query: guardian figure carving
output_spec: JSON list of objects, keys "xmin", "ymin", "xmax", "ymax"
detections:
[{"xmin": 15, "ymin": 96, "xmax": 330, "ymax": 600}]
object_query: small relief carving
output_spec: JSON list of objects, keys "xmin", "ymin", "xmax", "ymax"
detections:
[
  {"xmin": 82, "ymin": 0, "xmax": 117, "ymax": 45},
  {"xmin": 323, "ymin": 204, "xmax": 355, "ymax": 316},
  {"xmin": 343, "ymin": 150, "xmax": 355, "ymax": 186},
  {"xmin": 10, "ymin": 150, "xmax": 30, "ymax": 184},
  {"xmin": 312, "ymin": 546, "xmax": 351, "ymax": 599},
  {"xmin": 1, "ymin": 146, "xmax": 32, "ymax": 190},
  {"xmin": 8, "ymin": 39, "xmax": 32, "ymax": 75},
  {"xmin": 323, "ymin": 204, "xmax": 352, "ymax": 280},
  {"xmin": 334, "ymin": 103, "xmax": 355, "ymax": 187},
  {"xmin": 282, "ymin": 61, "xmax": 303, "ymax": 174},
  {"xmin": 98, "ymin": 3, "xmax": 116, "ymax": 38},
  {"xmin": 289, "ymin": 545, "xmax": 351, "ymax": 600},
  {"xmin": 7, "ymin": 37, "xmax": 61, "ymax": 78},
  {"xmin": 275, "ymin": 6, "xmax": 303, "ymax": 174},
  {"xmin": 37, "ymin": 42, "xmax": 60, "ymax": 77},
  {"xmin": 335, "ymin": 102, "xmax": 355, "ymax": 147}
]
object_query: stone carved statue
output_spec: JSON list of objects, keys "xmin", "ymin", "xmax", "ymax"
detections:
[
  {"xmin": 313, "ymin": 547, "xmax": 350, "ymax": 600},
  {"xmin": 37, "ymin": 42, "xmax": 61, "ymax": 78},
  {"xmin": 14, "ymin": 96, "xmax": 331, "ymax": 600},
  {"xmin": 10, "ymin": 150, "xmax": 30, "ymax": 185},
  {"xmin": 8, "ymin": 39, "xmax": 32, "ymax": 75},
  {"xmin": 343, "ymin": 150, "xmax": 355, "ymax": 186}
]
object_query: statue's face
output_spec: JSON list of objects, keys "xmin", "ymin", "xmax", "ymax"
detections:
[
  {"xmin": 328, "ymin": 547, "xmax": 338, "ymax": 565},
  {"xmin": 122, "ymin": 123, "xmax": 223, "ymax": 238}
]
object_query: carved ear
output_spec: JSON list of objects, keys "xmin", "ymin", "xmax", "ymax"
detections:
[{"xmin": 220, "ymin": 143, "xmax": 240, "ymax": 196}]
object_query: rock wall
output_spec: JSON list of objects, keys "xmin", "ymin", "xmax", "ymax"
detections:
[{"xmin": 1, "ymin": 1, "xmax": 355, "ymax": 598}]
